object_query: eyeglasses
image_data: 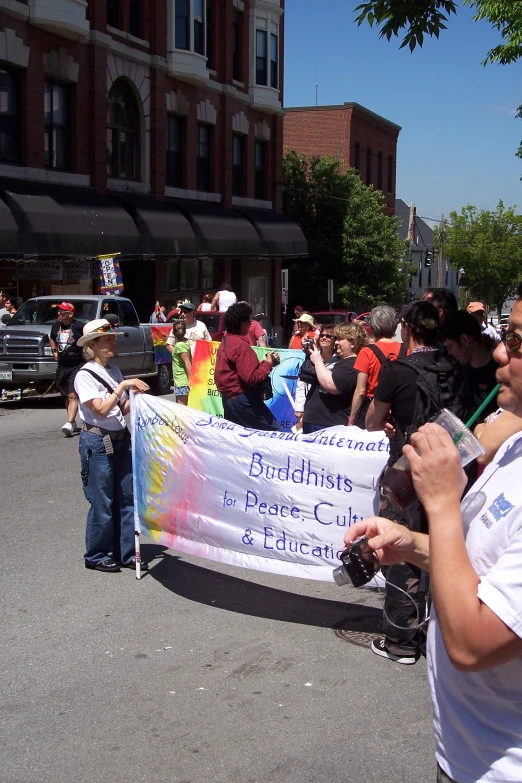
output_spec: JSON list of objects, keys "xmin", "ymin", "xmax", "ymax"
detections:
[
  {"xmin": 320, "ymin": 334, "xmax": 334, "ymax": 339},
  {"xmin": 57, "ymin": 310, "xmax": 72, "ymax": 315},
  {"xmin": 502, "ymin": 330, "xmax": 522, "ymax": 353}
]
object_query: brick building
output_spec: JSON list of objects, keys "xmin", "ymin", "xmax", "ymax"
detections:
[
  {"xmin": 0, "ymin": 0, "xmax": 306, "ymax": 322},
  {"xmin": 283, "ymin": 102, "xmax": 401, "ymax": 216}
]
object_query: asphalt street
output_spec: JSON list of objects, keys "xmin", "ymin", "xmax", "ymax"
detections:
[{"xmin": 1, "ymin": 394, "xmax": 435, "ymax": 783}]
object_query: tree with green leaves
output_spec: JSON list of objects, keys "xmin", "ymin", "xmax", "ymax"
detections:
[
  {"xmin": 354, "ymin": 1, "xmax": 522, "ymax": 159},
  {"xmin": 283, "ymin": 150, "xmax": 407, "ymax": 311},
  {"xmin": 441, "ymin": 201, "xmax": 522, "ymax": 316}
]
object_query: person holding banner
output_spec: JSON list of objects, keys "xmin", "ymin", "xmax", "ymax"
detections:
[
  {"xmin": 74, "ymin": 319, "xmax": 149, "ymax": 573},
  {"xmin": 215, "ymin": 302, "xmax": 280, "ymax": 431}
]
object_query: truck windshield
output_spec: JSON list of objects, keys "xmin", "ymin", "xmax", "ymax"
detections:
[{"xmin": 8, "ymin": 300, "xmax": 97, "ymax": 326}]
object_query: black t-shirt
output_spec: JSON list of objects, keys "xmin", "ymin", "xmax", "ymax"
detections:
[
  {"xmin": 374, "ymin": 351, "xmax": 442, "ymax": 462},
  {"xmin": 50, "ymin": 319, "xmax": 84, "ymax": 367},
  {"xmin": 462, "ymin": 358, "xmax": 499, "ymax": 422},
  {"xmin": 302, "ymin": 356, "xmax": 358, "ymax": 427}
]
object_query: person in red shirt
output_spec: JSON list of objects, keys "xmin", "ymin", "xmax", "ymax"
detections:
[
  {"xmin": 215, "ymin": 302, "xmax": 280, "ymax": 430},
  {"xmin": 349, "ymin": 305, "xmax": 402, "ymax": 427},
  {"xmin": 289, "ymin": 312, "xmax": 316, "ymax": 350}
]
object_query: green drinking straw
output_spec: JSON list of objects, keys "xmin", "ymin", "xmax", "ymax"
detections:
[
  {"xmin": 465, "ymin": 383, "xmax": 501, "ymax": 429},
  {"xmin": 451, "ymin": 383, "xmax": 501, "ymax": 446}
]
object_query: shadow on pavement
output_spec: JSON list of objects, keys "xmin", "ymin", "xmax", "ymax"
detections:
[{"xmin": 145, "ymin": 546, "xmax": 383, "ymax": 630}]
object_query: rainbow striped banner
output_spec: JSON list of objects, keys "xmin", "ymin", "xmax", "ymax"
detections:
[
  {"xmin": 187, "ymin": 340, "xmax": 305, "ymax": 431},
  {"xmin": 151, "ymin": 324, "xmax": 173, "ymax": 365}
]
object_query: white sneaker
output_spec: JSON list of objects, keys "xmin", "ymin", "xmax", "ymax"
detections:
[{"xmin": 61, "ymin": 421, "xmax": 76, "ymax": 437}]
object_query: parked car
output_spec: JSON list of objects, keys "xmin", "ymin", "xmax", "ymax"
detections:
[
  {"xmin": 0, "ymin": 295, "xmax": 172, "ymax": 397},
  {"xmin": 311, "ymin": 311, "xmax": 358, "ymax": 328}
]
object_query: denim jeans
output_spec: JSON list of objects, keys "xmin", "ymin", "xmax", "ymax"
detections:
[
  {"xmin": 223, "ymin": 392, "xmax": 281, "ymax": 431},
  {"xmin": 79, "ymin": 429, "xmax": 135, "ymax": 566},
  {"xmin": 302, "ymin": 422, "xmax": 326, "ymax": 434}
]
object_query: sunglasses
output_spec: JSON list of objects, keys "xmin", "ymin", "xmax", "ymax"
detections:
[
  {"xmin": 502, "ymin": 330, "xmax": 522, "ymax": 353},
  {"xmin": 93, "ymin": 324, "xmax": 117, "ymax": 334},
  {"xmin": 320, "ymin": 333, "xmax": 334, "ymax": 339}
]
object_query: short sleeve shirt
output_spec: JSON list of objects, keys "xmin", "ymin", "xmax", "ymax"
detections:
[
  {"xmin": 428, "ymin": 432, "xmax": 522, "ymax": 783},
  {"xmin": 50, "ymin": 319, "xmax": 84, "ymax": 367},
  {"xmin": 74, "ymin": 361, "xmax": 128, "ymax": 431},
  {"xmin": 172, "ymin": 340, "xmax": 190, "ymax": 387},
  {"xmin": 354, "ymin": 341, "xmax": 402, "ymax": 397}
]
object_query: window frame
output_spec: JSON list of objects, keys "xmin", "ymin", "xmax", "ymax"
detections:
[
  {"xmin": 232, "ymin": 133, "xmax": 245, "ymax": 198},
  {"xmin": 377, "ymin": 151, "xmax": 383, "ymax": 191},
  {"xmin": 365, "ymin": 147, "xmax": 372, "ymax": 186},
  {"xmin": 175, "ymin": 0, "xmax": 190, "ymax": 51},
  {"xmin": 107, "ymin": 0, "xmax": 119, "ymax": 28},
  {"xmin": 353, "ymin": 141, "xmax": 360, "ymax": 172},
  {"xmin": 256, "ymin": 30, "xmax": 267, "ymax": 86},
  {"xmin": 129, "ymin": 0, "xmax": 141, "ymax": 38},
  {"xmin": 0, "ymin": 68, "xmax": 21, "ymax": 165},
  {"xmin": 270, "ymin": 33, "xmax": 278, "ymax": 89},
  {"xmin": 387, "ymin": 155, "xmax": 394, "ymax": 194},
  {"xmin": 107, "ymin": 80, "xmax": 141, "ymax": 181},
  {"xmin": 206, "ymin": 0, "xmax": 214, "ymax": 69},
  {"xmin": 44, "ymin": 80, "xmax": 71, "ymax": 172},
  {"xmin": 166, "ymin": 113, "xmax": 185, "ymax": 188},
  {"xmin": 197, "ymin": 123, "xmax": 212, "ymax": 192},
  {"xmin": 166, "ymin": 257, "xmax": 214, "ymax": 292},
  {"xmin": 193, "ymin": 0, "xmax": 205, "ymax": 55},
  {"xmin": 232, "ymin": 9, "xmax": 242, "ymax": 81},
  {"xmin": 254, "ymin": 139, "xmax": 267, "ymax": 201}
]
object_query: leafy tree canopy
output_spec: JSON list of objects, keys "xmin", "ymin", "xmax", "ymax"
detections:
[
  {"xmin": 283, "ymin": 150, "xmax": 407, "ymax": 312},
  {"xmin": 441, "ymin": 201, "xmax": 522, "ymax": 315}
]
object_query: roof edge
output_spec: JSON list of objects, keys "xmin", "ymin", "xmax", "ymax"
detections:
[{"xmin": 284, "ymin": 101, "xmax": 401, "ymax": 131}]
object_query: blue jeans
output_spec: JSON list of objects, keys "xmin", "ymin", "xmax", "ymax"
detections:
[
  {"xmin": 79, "ymin": 430, "xmax": 135, "ymax": 565},
  {"xmin": 302, "ymin": 422, "xmax": 326, "ymax": 434},
  {"xmin": 223, "ymin": 392, "xmax": 280, "ymax": 431}
]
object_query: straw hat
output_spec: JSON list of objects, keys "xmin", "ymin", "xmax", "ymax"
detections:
[
  {"xmin": 293, "ymin": 312, "xmax": 315, "ymax": 327},
  {"xmin": 77, "ymin": 318, "xmax": 119, "ymax": 347}
]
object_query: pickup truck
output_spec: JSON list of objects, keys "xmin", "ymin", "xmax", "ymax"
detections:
[
  {"xmin": 167, "ymin": 310, "xmax": 283, "ymax": 347},
  {"xmin": 0, "ymin": 295, "xmax": 172, "ymax": 398}
]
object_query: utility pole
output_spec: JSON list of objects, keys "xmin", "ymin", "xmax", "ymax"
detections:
[{"xmin": 436, "ymin": 214, "xmax": 445, "ymax": 288}]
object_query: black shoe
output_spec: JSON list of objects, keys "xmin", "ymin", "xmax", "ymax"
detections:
[
  {"xmin": 121, "ymin": 558, "xmax": 149, "ymax": 571},
  {"xmin": 85, "ymin": 558, "xmax": 121, "ymax": 573},
  {"xmin": 371, "ymin": 637, "xmax": 418, "ymax": 665}
]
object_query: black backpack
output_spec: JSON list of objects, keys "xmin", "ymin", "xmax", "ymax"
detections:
[{"xmin": 394, "ymin": 352, "xmax": 466, "ymax": 441}]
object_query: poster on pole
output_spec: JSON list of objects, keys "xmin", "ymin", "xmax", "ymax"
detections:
[
  {"xmin": 97, "ymin": 253, "xmax": 124, "ymax": 295},
  {"xmin": 132, "ymin": 393, "xmax": 389, "ymax": 582}
]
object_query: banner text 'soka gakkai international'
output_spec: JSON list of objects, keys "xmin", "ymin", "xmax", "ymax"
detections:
[{"xmin": 132, "ymin": 394, "xmax": 389, "ymax": 582}]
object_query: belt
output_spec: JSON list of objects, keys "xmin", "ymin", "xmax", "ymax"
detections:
[{"xmin": 81, "ymin": 422, "xmax": 128, "ymax": 455}]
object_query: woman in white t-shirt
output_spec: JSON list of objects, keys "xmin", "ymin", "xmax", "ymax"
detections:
[
  {"xmin": 211, "ymin": 283, "xmax": 237, "ymax": 312},
  {"xmin": 74, "ymin": 319, "xmax": 149, "ymax": 573}
]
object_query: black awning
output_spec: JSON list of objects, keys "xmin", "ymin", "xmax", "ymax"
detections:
[
  {"xmin": 0, "ymin": 181, "xmax": 141, "ymax": 258},
  {"xmin": 0, "ymin": 196, "xmax": 21, "ymax": 257},
  {"xmin": 238, "ymin": 208, "xmax": 308, "ymax": 258},
  {"xmin": 112, "ymin": 194, "xmax": 198, "ymax": 256},
  {"xmin": 173, "ymin": 200, "xmax": 264, "ymax": 257}
]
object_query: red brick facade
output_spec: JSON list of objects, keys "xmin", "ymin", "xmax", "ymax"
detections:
[
  {"xmin": 0, "ymin": 0, "xmax": 290, "ymax": 322},
  {"xmin": 283, "ymin": 103, "xmax": 400, "ymax": 216}
]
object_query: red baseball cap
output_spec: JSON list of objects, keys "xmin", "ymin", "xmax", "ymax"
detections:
[{"xmin": 56, "ymin": 302, "xmax": 75, "ymax": 312}]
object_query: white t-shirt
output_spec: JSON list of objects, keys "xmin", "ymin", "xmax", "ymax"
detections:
[
  {"xmin": 429, "ymin": 432, "xmax": 522, "ymax": 783},
  {"xmin": 167, "ymin": 319, "xmax": 211, "ymax": 356},
  {"xmin": 199, "ymin": 302, "xmax": 212, "ymax": 312},
  {"xmin": 74, "ymin": 361, "xmax": 128, "ymax": 431},
  {"xmin": 217, "ymin": 290, "xmax": 236, "ymax": 311}
]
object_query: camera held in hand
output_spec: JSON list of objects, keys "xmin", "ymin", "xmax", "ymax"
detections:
[
  {"xmin": 301, "ymin": 337, "xmax": 314, "ymax": 352},
  {"xmin": 269, "ymin": 351, "xmax": 280, "ymax": 366},
  {"xmin": 333, "ymin": 536, "xmax": 379, "ymax": 588}
]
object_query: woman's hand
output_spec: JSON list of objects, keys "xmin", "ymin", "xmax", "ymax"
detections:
[
  {"xmin": 343, "ymin": 517, "xmax": 417, "ymax": 566},
  {"xmin": 295, "ymin": 411, "xmax": 303, "ymax": 422},
  {"xmin": 120, "ymin": 378, "xmax": 150, "ymax": 394},
  {"xmin": 403, "ymin": 423, "xmax": 466, "ymax": 514},
  {"xmin": 309, "ymin": 345, "xmax": 322, "ymax": 365}
]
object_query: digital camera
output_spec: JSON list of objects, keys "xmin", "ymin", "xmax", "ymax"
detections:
[
  {"xmin": 301, "ymin": 338, "xmax": 314, "ymax": 351},
  {"xmin": 332, "ymin": 537, "xmax": 379, "ymax": 588}
]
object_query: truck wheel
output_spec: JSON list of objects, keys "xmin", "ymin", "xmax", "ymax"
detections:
[{"xmin": 153, "ymin": 363, "xmax": 172, "ymax": 396}]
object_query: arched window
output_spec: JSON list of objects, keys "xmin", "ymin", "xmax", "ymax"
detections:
[
  {"xmin": 353, "ymin": 142, "xmax": 360, "ymax": 172},
  {"xmin": 107, "ymin": 79, "xmax": 140, "ymax": 181}
]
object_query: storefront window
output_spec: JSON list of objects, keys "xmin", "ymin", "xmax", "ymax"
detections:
[
  {"xmin": 201, "ymin": 258, "xmax": 214, "ymax": 289},
  {"xmin": 248, "ymin": 276, "xmax": 267, "ymax": 316},
  {"xmin": 181, "ymin": 258, "xmax": 199, "ymax": 290},
  {"xmin": 166, "ymin": 259, "xmax": 179, "ymax": 291}
]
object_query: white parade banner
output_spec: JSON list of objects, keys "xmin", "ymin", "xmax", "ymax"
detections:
[{"xmin": 132, "ymin": 393, "xmax": 390, "ymax": 582}]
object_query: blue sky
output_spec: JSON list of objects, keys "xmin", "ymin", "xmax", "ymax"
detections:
[{"xmin": 283, "ymin": 0, "xmax": 522, "ymax": 221}]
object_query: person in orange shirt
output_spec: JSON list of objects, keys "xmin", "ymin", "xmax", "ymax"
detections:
[
  {"xmin": 349, "ymin": 305, "xmax": 402, "ymax": 427},
  {"xmin": 289, "ymin": 312, "xmax": 316, "ymax": 350}
]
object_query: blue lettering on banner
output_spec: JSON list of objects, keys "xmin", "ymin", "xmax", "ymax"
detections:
[
  {"xmin": 245, "ymin": 489, "xmax": 300, "ymax": 520},
  {"xmin": 135, "ymin": 414, "xmax": 189, "ymax": 443},
  {"xmin": 248, "ymin": 452, "xmax": 353, "ymax": 494},
  {"xmin": 262, "ymin": 526, "xmax": 337, "ymax": 560},
  {"xmin": 313, "ymin": 502, "xmax": 361, "ymax": 527}
]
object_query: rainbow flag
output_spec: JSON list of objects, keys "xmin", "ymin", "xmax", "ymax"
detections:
[
  {"xmin": 187, "ymin": 340, "xmax": 305, "ymax": 430},
  {"xmin": 151, "ymin": 324, "xmax": 172, "ymax": 365}
]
